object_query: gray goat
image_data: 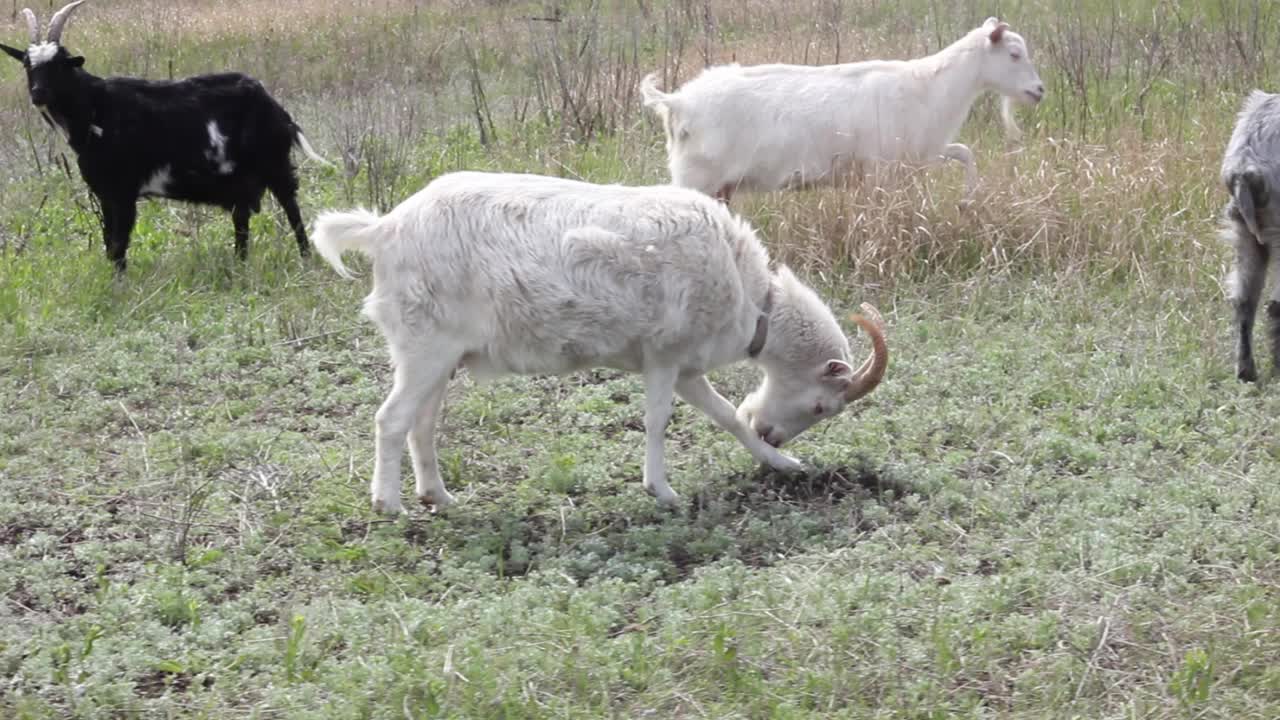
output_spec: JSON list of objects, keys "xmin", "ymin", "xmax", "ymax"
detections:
[{"xmin": 1223, "ymin": 90, "xmax": 1280, "ymax": 381}]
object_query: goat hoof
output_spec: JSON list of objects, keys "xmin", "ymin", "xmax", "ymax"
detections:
[
  {"xmin": 418, "ymin": 490, "xmax": 456, "ymax": 511},
  {"xmin": 371, "ymin": 497, "xmax": 405, "ymax": 515},
  {"xmin": 1238, "ymin": 364, "xmax": 1259, "ymax": 383},
  {"xmin": 766, "ymin": 452, "xmax": 805, "ymax": 474},
  {"xmin": 644, "ymin": 484, "xmax": 680, "ymax": 507}
]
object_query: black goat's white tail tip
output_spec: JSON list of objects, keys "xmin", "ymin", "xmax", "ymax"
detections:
[{"xmin": 295, "ymin": 132, "xmax": 335, "ymax": 168}]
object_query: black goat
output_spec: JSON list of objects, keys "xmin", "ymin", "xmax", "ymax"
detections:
[{"xmin": 1, "ymin": 1, "xmax": 330, "ymax": 273}]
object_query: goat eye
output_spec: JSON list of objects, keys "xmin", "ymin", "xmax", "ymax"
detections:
[
  {"xmin": 813, "ymin": 404, "xmax": 824, "ymax": 416},
  {"xmin": 1010, "ymin": 53, "xmax": 1022, "ymax": 61}
]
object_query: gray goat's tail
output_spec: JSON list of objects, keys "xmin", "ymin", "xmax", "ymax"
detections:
[
  {"xmin": 312, "ymin": 208, "xmax": 382, "ymax": 279},
  {"xmin": 294, "ymin": 129, "xmax": 335, "ymax": 168},
  {"xmin": 1233, "ymin": 168, "xmax": 1267, "ymax": 241}
]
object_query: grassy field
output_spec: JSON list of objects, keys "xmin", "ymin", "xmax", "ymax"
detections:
[{"xmin": 2, "ymin": 0, "xmax": 1280, "ymax": 717}]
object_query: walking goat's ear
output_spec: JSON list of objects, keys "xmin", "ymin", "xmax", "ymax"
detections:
[{"xmin": 0, "ymin": 44, "xmax": 26, "ymax": 63}]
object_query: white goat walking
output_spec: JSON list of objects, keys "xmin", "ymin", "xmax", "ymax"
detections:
[
  {"xmin": 312, "ymin": 172, "xmax": 888, "ymax": 513},
  {"xmin": 640, "ymin": 17, "xmax": 1044, "ymax": 202}
]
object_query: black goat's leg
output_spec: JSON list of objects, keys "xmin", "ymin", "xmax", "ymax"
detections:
[
  {"xmin": 1231, "ymin": 231, "xmax": 1267, "ymax": 382},
  {"xmin": 231, "ymin": 204, "xmax": 252, "ymax": 261},
  {"xmin": 103, "ymin": 200, "xmax": 136, "ymax": 274},
  {"xmin": 268, "ymin": 173, "xmax": 309, "ymax": 257},
  {"xmin": 99, "ymin": 199, "xmax": 114, "ymax": 256}
]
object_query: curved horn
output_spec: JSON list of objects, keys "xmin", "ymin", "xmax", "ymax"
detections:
[
  {"xmin": 47, "ymin": 0, "xmax": 87, "ymax": 45},
  {"xmin": 844, "ymin": 303, "xmax": 887, "ymax": 402},
  {"xmin": 20, "ymin": 8, "xmax": 40, "ymax": 44}
]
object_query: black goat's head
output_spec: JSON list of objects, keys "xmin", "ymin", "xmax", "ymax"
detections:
[{"xmin": 1, "ymin": 1, "xmax": 88, "ymax": 108}]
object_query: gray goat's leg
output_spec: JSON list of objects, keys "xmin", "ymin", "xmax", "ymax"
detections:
[
  {"xmin": 1231, "ymin": 233, "xmax": 1267, "ymax": 382},
  {"xmin": 675, "ymin": 375, "xmax": 804, "ymax": 472},
  {"xmin": 371, "ymin": 346, "xmax": 461, "ymax": 514},
  {"xmin": 641, "ymin": 366, "xmax": 680, "ymax": 506},
  {"xmin": 1266, "ymin": 240, "xmax": 1280, "ymax": 375},
  {"xmin": 408, "ymin": 382, "xmax": 453, "ymax": 510}
]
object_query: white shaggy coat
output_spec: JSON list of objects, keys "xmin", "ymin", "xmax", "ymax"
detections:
[
  {"xmin": 312, "ymin": 171, "xmax": 886, "ymax": 513},
  {"xmin": 640, "ymin": 17, "xmax": 1044, "ymax": 200}
]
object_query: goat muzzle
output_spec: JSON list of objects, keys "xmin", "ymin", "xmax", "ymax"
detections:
[{"xmin": 844, "ymin": 303, "xmax": 888, "ymax": 402}]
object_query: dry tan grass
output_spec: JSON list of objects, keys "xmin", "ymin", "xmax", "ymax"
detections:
[
  {"xmin": 8, "ymin": 0, "xmax": 421, "ymax": 40},
  {"xmin": 725, "ymin": 127, "xmax": 1227, "ymax": 287}
]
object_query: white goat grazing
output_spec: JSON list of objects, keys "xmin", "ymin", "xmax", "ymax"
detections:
[
  {"xmin": 312, "ymin": 171, "xmax": 888, "ymax": 514},
  {"xmin": 640, "ymin": 17, "xmax": 1044, "ymax": 202}
]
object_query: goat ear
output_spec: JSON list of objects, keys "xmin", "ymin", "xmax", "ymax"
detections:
[
  {"xmin": 0, "ymin": 44, "xmax": 26, "ymax": 63},
  {"xmin": 68, "ymin": 55, "xmax": 85, "ymax": 68},
  {"xmin": 822, "ymin": 359, "xmax": 854, "ymax": 381},
  {"xmin": 983, "ymin": 16, "xmax": 1000, "ymax": 28},
  {"xmin": 989, "ymin": 22, "xmax": 1009, "ymax": 44}
]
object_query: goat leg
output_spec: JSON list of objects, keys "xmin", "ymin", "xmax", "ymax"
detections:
[
  {"xmin": 941, "ymin": 143, "xmax": 978, "ymax": 197},
  {"xmin": 1231, "ymin": 234, "xmax": 1267, "ymax": 382},
  {"xmin": 1236, "ymin": 295, "xmax": 1260, "ymax": 382},
  {"xmin": 675, "ymin": 375, "xmax": 804, "ymax": 473},
  {"xmin": 231, "ymin": 204, "xmax": 252, "ymax": 260},
  {"xmin": 269, "ymin": 174, "xmax": 311, "ymax": 257},
  {"xmin": 641, "ymin": 367, "xmax": 680, "ymax": 506},
  {"xmin": 409, "ymin": 382, "xmax": 454, "ymax": 510},
  {"xmin": 1267, "ymin": 301, "xmax": 1280, "ymax": 376},
  {"xmin": 102, "ymin": 200, "xmax": 136, "ymax": 275},
  {"xmin": 372, "ymin": 346, "xmax": 461, "ymax": 514}
]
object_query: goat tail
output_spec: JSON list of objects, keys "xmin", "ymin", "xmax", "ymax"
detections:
[
  {"xmin": 294, "ymin": 129, "xmax": 335, "ymax": 168},
  {"xmin": 312, "ymin": 208, "xmax": 382, "ymax": 279},
  {"xmin": 1233, "ymin": 167, "xmax": 1266, "ymax": 242},
  {"xmin": 640, "ymin": 72, "xmax": 672, "ymax": 110},
  {"xmin": 641, "ymin": 72, "xmax": 679, "ymax": 146}
]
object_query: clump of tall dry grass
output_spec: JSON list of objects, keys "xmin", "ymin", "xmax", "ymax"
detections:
[{"xmin": 745, "ymin": 131, "xmax": 1226, "ymax": 287}]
